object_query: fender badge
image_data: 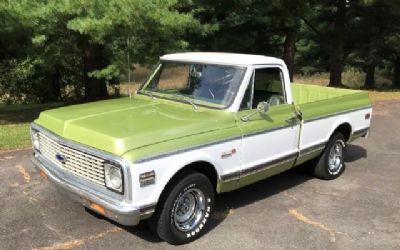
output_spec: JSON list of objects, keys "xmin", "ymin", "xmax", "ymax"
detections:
[{"xmin": 221, "ymin": 149, "xmax": 237, "ymax": 159}]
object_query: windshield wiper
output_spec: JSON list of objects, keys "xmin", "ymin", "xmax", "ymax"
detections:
[{"xmin": 174, "ymin": 94, "xmax": 198, "ymax": 110}]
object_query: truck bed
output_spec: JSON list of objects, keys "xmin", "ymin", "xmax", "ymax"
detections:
[
  {"xmin": 292, "ymin": 84, "xmax": 364, "ymax": 104},
  {"xmin": 291, "ymin": 84, "xmax": 371, "ymax": 121}
]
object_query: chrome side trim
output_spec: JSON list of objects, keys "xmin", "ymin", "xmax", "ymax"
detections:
[
  {"xmin": 134, "ymin": 135, "xmax": 243, "ymax": 163},
  {"xmin": 299, "ymin": 141, "xmax": 327, "ymax": 156},
  {"xmin": 31, "ymin": 123, "xmax": 133, "ymax": 201},
  {"xmin": 240, "ymin": 153, "xmax": 298, "ymax": 177},
  {"xmin": 352, "ymin": 127, "xmax": 370, "ymax": 137},
  {"xmin": 303, "ymin": 105, "xmax": 372, "ymax": 124},
  {"xmin": 134, "ymin": 106, "xmax": 371, "ymax": 164},
  {"xmin": 219, "ymin": 171, "xmax": 241, "ymax": 182},
  {"xmin": 243, "ymin": 124, "xmax": 294, "ymax": 138},
  {"xmin": 134, "ymin": 125, "xmax": 295, "ymax": 164},
  {"xmin": 220, "ymin": 152, "xmax": 298, "ymax": 182},
  {"xmin": 220, "ymin": 142, "xmax": 327, "ymax": 182}
]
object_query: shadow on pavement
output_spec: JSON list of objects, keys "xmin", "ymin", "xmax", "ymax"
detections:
[
  {"xmin": 121, "ymin": 221, "xmax": 164, "ymax": 243},
  {"xmin": 346, "ymin": 144, "xmax": 367, "ymax": 163},
  {"xmin": 84, "ymin": 208, "xmax": 163, "ymax": 243},
  {"xmin": 85, "ymin": 166, "xmax": 313, "ymax": 243},
  {"xmin": 209, "ymin": 166, "xmax": 313, "ymax": 230},
  {"xmin": 80, "ymin": 142, "xmax": 368, "ymax": 244},
  {"xmin": 71, "ymin": 143, "xmax": 369, "ymax": 244}
]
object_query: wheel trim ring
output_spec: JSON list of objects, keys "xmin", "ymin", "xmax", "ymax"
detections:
[
  {"xmin": 173, "ymin": 188, "xmax": 206, "ymax": 233},
  {"xmin": 328, "ymin": 141, "xmax": 344, "ymax": 175}
]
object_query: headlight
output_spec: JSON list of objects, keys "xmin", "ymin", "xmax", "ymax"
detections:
[
  {"xmin": 31, "ymin": 129, "xmax": 40, "ymax": 151},
  {"xmin": 104, "ymin": 163, "xmax": 123, "ymax": 193}
]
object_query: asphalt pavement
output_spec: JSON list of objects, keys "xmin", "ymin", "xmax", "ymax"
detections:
[{"xmin": 1, "ymin": 100, "xmax": 399, "ymax": 250}]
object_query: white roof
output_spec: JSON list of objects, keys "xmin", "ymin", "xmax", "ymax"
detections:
[{"xmin": 160, "ymin": 52, "xmax": 285, "ymax": 66}]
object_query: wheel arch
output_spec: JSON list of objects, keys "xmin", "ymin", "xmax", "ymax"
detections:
[
  {"xmin": 332, "ymin": 122, "xmax": 352, "ymax": 142},
  {"xmin": 155, "ymin": 160, "xmax": 219, "ymax": 208}
]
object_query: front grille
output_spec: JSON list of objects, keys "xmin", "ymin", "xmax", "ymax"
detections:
[{"xmin": 39, "ymin": 133, "xmax": 106, "ymax": 186}]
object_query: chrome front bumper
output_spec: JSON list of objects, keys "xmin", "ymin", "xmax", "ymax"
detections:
[{"xmin": 32, "ymin": 155, "xmax": 155, "ymax": 226}]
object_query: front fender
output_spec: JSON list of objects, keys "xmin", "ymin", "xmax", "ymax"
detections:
[{"xmin": 127, "ymin": 150, "xmax": 225, "ymax": 208}]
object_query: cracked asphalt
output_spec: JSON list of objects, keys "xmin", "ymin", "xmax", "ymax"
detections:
[{"xmin": 1, "ymin": 101, "xmax": 399, "ymax": 250}]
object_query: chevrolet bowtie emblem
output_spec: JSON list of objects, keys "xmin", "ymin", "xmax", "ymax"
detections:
[{"xmin": 55, "ymin": 153, "xmax": 67, "ymax": 164}]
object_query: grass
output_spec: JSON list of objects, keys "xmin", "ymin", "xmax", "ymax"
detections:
[
  {"xmin": 368, "ymin": 90, "xmax": 400, "ymax": 101},
  {"xmin": 0, "ymin": 102, "xmax": 66, "ymax": 124},
  {"xmin": 0, "ymin": 123, "xmax": 31, "ymax": 151},
  {"xmin": 293, "ymin": 71, "xmax": 400, "ymax": 102},
  {"xmin": 0, "ymin": 102, "xmax": 66, "ymax": 151},
  {"xmin": 294, "ymin": 68, "xmax": 392, "ymax": 89}
]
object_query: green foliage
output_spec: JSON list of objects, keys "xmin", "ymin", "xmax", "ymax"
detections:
[
  {"xmin": 89, "ymin": 64, "xmax": 120, "ymax": 83},
  {"xmin": 1, "ymin": 0, "xmax": 400, "ymax": 103},
  {"xmin": 0, "ymin": 0, "xmax": 204, "ymax": 103},
  {"xmin": 185, "ymin": 0, "xmax": 310, "ymax": 56}
]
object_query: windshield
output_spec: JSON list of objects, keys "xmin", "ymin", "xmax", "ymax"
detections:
[{"xmin": 140, "ymin": 62, "xmax": 246, "ymax": 109}]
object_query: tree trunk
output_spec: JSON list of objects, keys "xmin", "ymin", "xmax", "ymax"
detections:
[
  {"xmin": 364, "ymin": 43, "xmax": 377, "ymax": 89},
  {"xmin": 80, "ymin": 37, "xmax": 108, "ymax": 100},
  {"xmin": 329, "ymin": 0, "xmax": 346, "ymax": 87},
  {"xmin": 283, "ymin": 28, "xmax": 297, "ymax": 82},
  {"xmin": 364, "ymin": 63, "xmax": 376, "ymax": 89},
  {"xmin": 393, "ymin": 59, "xmax": 400, "ymax": 88},
  {"xmin": 40, "ymin": 69, "xmax": 62, "ymax": 102},
  {"xmin": 50, "ymin": 69, "xmax": 62, "ymax": 100}
]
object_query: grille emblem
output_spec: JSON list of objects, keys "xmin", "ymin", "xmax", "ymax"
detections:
[{"xmin": 55, "ymin": 153, "xmax": 67, "ymax": 164}]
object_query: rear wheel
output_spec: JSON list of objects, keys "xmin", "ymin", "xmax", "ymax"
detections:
[
  {"xmin": 311, "ymin": 132, "xmax": 346, "ymax": 180},
  {"xmin": 148, "ymin": 171, "xmax": 215, "ymax": 245}
]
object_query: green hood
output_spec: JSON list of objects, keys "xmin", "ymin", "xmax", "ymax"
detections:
[{"xmin": 35, "ymin": 95, "xmax": 236, "ymax": 156}]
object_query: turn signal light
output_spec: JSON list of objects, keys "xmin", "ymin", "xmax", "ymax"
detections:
[
  {"xmin": 365, "ymin": 113, "xmax": 371, "ymax": 120},
  {"xmin": 89, "ymin": 202, "xmax": 105, "ymax": 215},
  {"xmin": 39, "ymin": 170, "xmax": 47, "ymax": 179}
]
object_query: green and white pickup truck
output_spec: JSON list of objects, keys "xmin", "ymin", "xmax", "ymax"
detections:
[{"xmin": 31, "ymin": 52, "xmax": 372, "ymax": 244}]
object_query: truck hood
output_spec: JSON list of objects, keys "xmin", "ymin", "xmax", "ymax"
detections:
[{"xmin": 34, "ymin": 96, "xmax": 236, "ymax": 156}]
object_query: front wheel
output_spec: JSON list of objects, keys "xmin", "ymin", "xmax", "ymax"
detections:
[
  {"xmin": 311, "ymin": 132, "xmax": 347, "ymax": 180},
  {"xmin": 148, "ymin": 171, "xmax": 215, "ymax": 245}
]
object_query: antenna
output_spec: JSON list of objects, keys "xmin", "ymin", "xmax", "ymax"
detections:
[{"xmin": 127, "ymin": 35, "xmax": 132, "ymax": 99}]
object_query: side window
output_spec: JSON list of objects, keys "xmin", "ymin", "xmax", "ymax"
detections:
[
  {"xmin": 239, "ymin": 75, "xmax": 253, "ymax": 110},
  {"xmin": 252, "ymin": 68, "xmax": 285, "ymax": 108}
]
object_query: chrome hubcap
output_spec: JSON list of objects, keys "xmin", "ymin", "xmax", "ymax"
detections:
[
  {"xmin": 328, "ymin": 142, "xmax": 343, "ymax": 174},
  {"xmin": 174, "ymin": 188, "xmax": 205, "ymax": 232}
]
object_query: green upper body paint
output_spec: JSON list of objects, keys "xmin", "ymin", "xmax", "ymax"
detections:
[
  {"xmin": 34, "ymin": 83, "xmax": 370, "ymax": 163},
  {"xmin": 35, "ymin": 94, "xmax": 238, "ymax": 158}
]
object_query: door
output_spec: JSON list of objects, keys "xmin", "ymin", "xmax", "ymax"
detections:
[{"xmin": 236, "ymin": 66, "xmax": 300, "ymax": 187}]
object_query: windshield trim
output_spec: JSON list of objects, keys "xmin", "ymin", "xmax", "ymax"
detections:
[{"xmin": 137, "ymin": 61, "xmax": 247, "ymax": 110}]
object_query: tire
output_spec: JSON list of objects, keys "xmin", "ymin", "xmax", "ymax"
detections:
[
  {"xmin": 148, "ymin": 171, "xmax": 215, "ymax": 245},
  {"xmin": 311, "ymin": 132, "xmax": 347, "ymax": 180}
]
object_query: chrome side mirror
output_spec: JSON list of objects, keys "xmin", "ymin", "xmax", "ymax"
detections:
[
  {"xmin": 257, "ymin": 101, "xmax": 269, "ymax": 115},
  {"xmin": 241, "ymin": 101, "xmax": 270, "ymax": 122}
]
